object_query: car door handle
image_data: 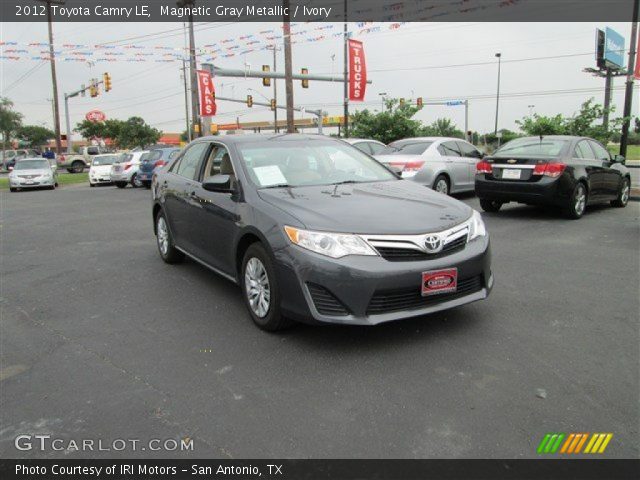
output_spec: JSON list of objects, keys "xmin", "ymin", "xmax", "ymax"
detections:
[{"xmin": 188, "ymin": 191, "xmax": 198, "ymax": 199}]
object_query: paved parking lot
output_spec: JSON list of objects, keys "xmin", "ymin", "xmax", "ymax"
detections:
[{"xmin": 1, "ymin": 184, "xmax": 638, "ymax": 459}]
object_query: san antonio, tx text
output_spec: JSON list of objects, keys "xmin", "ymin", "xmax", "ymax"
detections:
[{"xmin": 16, "ymin": 463, "xmax": 283, "ymax": 477}]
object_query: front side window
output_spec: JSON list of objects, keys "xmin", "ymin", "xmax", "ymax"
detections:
[
  {"xmin": 175, "ymin": 143, "xmax": 210, "ymax": 181},
  {"xmin": 237, "ymin": 140, "xmax": 396, "ymax": 188},
  {"xmin": 588, "ymin": 140, "xmax": 611, "ymax": 161},
  {"xmin": 201, "ymin": 144, "xmax": 232, "ymax": 179},
  {"xmin": 574, "ymin": 141, "xmax": 596, "ymax": 159}
]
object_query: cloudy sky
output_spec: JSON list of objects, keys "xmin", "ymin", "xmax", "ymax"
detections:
[{"xmin": 1, "ymin": 20, "xmax": 638, "ymax": 140}]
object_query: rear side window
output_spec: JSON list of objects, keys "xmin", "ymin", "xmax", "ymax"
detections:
[
  {"xmin": 175, "ymin": 143, "xmax": 210, "ymax": 181},
  {"xmin": 438, "ymin": 141, "xmax": 461, "ymax": 157},
  {"xmin": 87, "ymin": 146, "xmax": 100, "ymax": 155},
  {"xmin": 574, "ymin": 141, "xmax": 596, "ymax": 159},
  {"xmin": 588, "ymin": 140, "xmax": 610, "ymax": 161},
  {"xmin": 368, "ymin": 142, "xmax": 386, "ymax": 155},
  {"xmin": 353, "ymin": 142, "xmax": 372, "ymax": 155}
]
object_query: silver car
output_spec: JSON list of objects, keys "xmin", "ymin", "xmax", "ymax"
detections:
[
  {"xmin": 110, "ymin": 151, "xmax": 148, "ymax": 188},
  {"xmin": 8, "ymin": 158, "xmax": 58, "ymax": 192},
  {"xmin": 342, "ymin": 138, "xmax": 387, "ymax": 156},
  {"xmin": 375, "ymin": 137, "xmax": 484, "ymax": 195}
]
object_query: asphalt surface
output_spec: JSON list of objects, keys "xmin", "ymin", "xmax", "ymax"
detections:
[{"xmin": 1, "ymin": 183, "xmax": 638, "ymax": 459}]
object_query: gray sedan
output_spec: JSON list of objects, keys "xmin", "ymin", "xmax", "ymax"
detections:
[
  {"xmin": 8, "ymin": 158, "xmax": 58, "ymax": 192},
  {"xmin": 375, "ymin": 137, "xmax": 484, "ymax": 195}
]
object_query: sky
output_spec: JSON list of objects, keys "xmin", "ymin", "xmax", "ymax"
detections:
[{"xmin": 1, "ymin": 20, "xmax": 638, "ymax": 140}]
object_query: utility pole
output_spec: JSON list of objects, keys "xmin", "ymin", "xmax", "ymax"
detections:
[
  {"xmin": 343, "ymin": 0, "xmax": 349, "ymax": 138},
  {"xmin": 603, "ymin": 68, "xmax": 613, "ymax": 130},
  {"xmin": 38, "ymin": 0, "xmax": 64, "ymax": 154},
  {"xmin": 181, "ymin": 60, "xmax": 191, "ymax": 142},
  {"xmin": 282, "ymin": 0, "xmax": 294, "ymax": 133},
  {"xmin": 494, "ymin": 52, "xmax": 502, "ymax": 135},
  {"xmin": 267, "ymin": 45, "xmax": 281, "ymax": 132},
  {"xmin": 177, "ymin": 1, "xmax": 200, "ymax": 138},
  {"xmin": 620, "ymin": 1, "xmax": 639, "ymax": 157}
]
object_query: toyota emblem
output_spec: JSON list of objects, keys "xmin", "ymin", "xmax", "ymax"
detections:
[{"xmin": 424, "ymin": 234, "xmax": 443, "ymax": 253}]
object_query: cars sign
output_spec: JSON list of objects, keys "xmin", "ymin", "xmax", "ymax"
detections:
[{"xmin": 86, "ymin": 110, "xmax": 106, "ymax": 122}]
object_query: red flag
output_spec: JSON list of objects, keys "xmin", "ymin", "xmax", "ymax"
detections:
[
  {"xmin": 348, "ymin": 39, "xmax": 367, "ymax": 102},
  {"xmin": 197, "ymin": 69, "xmax": 217, "ymax": 117}
]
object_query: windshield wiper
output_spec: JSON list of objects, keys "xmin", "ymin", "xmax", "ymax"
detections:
[
  {"xmin": 261, "ymin": 183, "xmax": 292, "ymax": 189},
  {"xmin": 330, "ymin": 180, "xmax": 359, "ymax": 185}
]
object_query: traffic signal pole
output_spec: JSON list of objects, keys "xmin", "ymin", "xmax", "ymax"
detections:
[{"xmin": 63, "ymin": 77, "xmax": 108, "ymax": 153}]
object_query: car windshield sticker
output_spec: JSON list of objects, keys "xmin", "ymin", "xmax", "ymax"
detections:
[{"xmin": 254, "ymin": 165, "xmax": 287, "ymax": 186}]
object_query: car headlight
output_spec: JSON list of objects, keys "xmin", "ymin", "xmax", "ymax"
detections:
[
  {"xmin": 468, "ymin": 210, "xmax": 487, "ymax": 240},
  {"xmin": 284, "ymin": 226, "xmax": 377, "ymax": 258}
]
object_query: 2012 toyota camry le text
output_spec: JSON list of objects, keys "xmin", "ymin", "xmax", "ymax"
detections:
[{"xmin": 151, "ymin": 134, "xmax": 493, "ymax": 331}]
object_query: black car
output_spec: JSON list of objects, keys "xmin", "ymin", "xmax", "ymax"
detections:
[
  {"xmin": 152, "ymin": 134, "xmax": 492, "ymax": 331},
  {"xmin": 475, "ymin": 135, "xmax": 631, "ymax": 219}
]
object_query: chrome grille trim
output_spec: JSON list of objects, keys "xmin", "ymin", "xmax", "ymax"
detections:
[{"xmin": 359, "ymin": 219, "xmax": 471, "ymax": 255}]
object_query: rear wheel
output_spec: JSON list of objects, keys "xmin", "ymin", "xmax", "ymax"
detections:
[
  {"xmin": 143, "ymin": 180, "xmax": 151, "ymax": 189},
  {"xmin": 480, "ymin": 198, "xmax": 502, "ymax": 212},
  {"xmin": 71, "ymin": 161, "xmax": 84, "ymax": 173},
  {"xmin": 155, "ymin": 210, "xmax": 184, "ymax": 264},
  {"xmin": 433, "ymin": 175, "xmax": 449, "ymax": 195},
  {"xmin": 611, "ymin": 177, "xmax": 630, "ymax": 208},
  {"xmin": 564, "ymin": 183, "xmax": 587, "ymax": 219},
  {"xmin": 241, "ymin": 243, "xmax": 292, "ymax": 332},
  {"xmin": 131, "ymin": 173, "xmax": 142, "ymax": 188},
  {"xmin": 115, "ymin": 182, "xmax": 127, "ymax": 189}
]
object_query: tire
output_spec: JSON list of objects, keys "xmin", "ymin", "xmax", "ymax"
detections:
[
  {"xmin": 564, "ymin": 183, "xmax": 587, "ymax": 219},
  {"xmin": 48, "ymin": 185, "xmax": 55, "ymax": 190},
  {"xmin": 611, "ymin": 177, "xmax": 630, "ymax": 208},
  {"xmin": 433, "ymin": 175, "xmax": 450, "ymax": 195},
  {"xmin": 143, "ymin": 181, "xmax": 151, "ymax": 189},
  {"xmin": 155, "ymin": 210, "xmax": 184, "ymax": 264},
  {"xmin": 71, "ymin": 161, "xmax": 84, "ymax": 174},
  {"xmin": 67, "ymin": 169, "xmax": 74, "ymax": 174},
  {"xmin": 131, "ymin": 173, "xmax": 142, "ymax": 188},
  {"xmin": 9, "ymin": 188, "xmax": 17, "ymax": 192},
  {"xmin": 241, "ymin": 243, "xmax": 292, "ymax": 332},
  {"xmin": 115, "ymin": 182, "xmax": 127, "ymax": 189},
  {"xmin": 89, "ymin": 182, "xmax": 95, "ymax": 187},
  {"xmin": 480, "ymin": 198, "xmax": 502, "ymax": 212}
]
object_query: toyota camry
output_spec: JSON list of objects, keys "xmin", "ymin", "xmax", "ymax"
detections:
[{"xmin": 152, "ymin": 134, "xmax": 492, "ymax": 331}]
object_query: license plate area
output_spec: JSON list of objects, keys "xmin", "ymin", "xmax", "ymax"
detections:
[
  {"xmin": 422, "ymin": 268, "xmax": 458, "ymax": 296},
  {"xmin": 502, "ymin": 168, "xmax": 521, "ymax": 180}
]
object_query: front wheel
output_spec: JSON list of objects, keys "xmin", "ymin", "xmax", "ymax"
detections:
[
  {"xmin": 611, "ymin": 177, "xmax": 630, "ymax": 208},
  {"xmin": 564, "ymin": 183, "xmax": 587, "ymax": 219},
  {"xmin": 241, "ymin": 243, "xmax": 292, "ymax": 331},
  {"xmin": 155, "ymin": 210, "xmax": 184, "ymax": 264},
  {"xmin": 480, "ymin": 198, "xmax": 502, "ymax": 212},
  {"xmin": 9, "ymin": 188, "xmax": 17, "ymax": 192},
  {"xmin": 115, "ymin": 182, "xmax": 127, "ymax": 189}
]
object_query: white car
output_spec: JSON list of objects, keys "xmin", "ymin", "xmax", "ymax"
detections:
[
  {"xmin": 375, "ymin": 137, "xmax": 484, "ymax": 195},
  {"xmin": 89, "ymin": 154, "xmax": 120, "ymax": 187},
  {"xmin": 110, "ymin": 151, "xmax": 148, "ymax": 188},
  {"xmin": 8, "ymin": 158, "xmax": 58, "ymax": 192}
]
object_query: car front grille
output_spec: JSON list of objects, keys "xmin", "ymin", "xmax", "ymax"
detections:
[
  {"xmin": 366, "ymin": 275, "xmax": 483, "ymax": 315},
  {"xmin": 375, "ymin": 235, "xmax": 467, "ymax": 261},
  {"xmin": 307, "ymin": 283, "xmax": 350, "ymax": 316}
]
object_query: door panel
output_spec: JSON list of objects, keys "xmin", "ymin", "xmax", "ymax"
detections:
[
  {"xmin": 588, "ymin": 140, "xmax": 620, "ymax": 198},
  {"xmin": 573, "ymin": 140, "xmax": 605, "ymax": 200},
  {"xmin": 438, "ymin": 141, "xmax": 468, "ymax": 191},
  {"xmin": 456, "ymin": 141, "xmax": 482, "ymax": 191}
]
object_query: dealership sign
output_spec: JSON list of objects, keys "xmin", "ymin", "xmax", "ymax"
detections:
[
  {"xmin": 348, "ymin": 39, "xmax": 367, "ymax": 102},
  {"xmin": 197, "ymin": 70, "xmax": 216, "ymax": 117},
  {"xmin": 85, "ymin": 110, "xmax": 106, "ymax": 122},
  {"xmin": 604, "ymin": 27, "xmax": 625, "ymax": 70}
]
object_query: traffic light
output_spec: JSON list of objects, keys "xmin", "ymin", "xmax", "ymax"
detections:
[
  {"xmin": 270, "ymin": 99, "xmax": 276, "ymax": 111},
  {"xmin": 416, "ymin": 97, "xmax": 423, "ymax": 107},
  {"xmin": 399, "ymin": 98, "xmax": 405, "ymax": 106},
  {"xmin": 89, "ymin": 80, "xmax": 98, "ymax": 98},
  {"xmin": 301, "ymin": 68, "xmax": 309, "ymax": 88},
  {"xmin": 247, "ymin": 95, "xmax": 253, "ymax": 107},
  {"xmin": 210, "ymin": 124, "xmax": 218, "ymax": 134},
  {"xmin": 103, "ymin": 72, "xmax": 112, "ymax": 92},
  {"xmin": 262, "ymin": 65, "xmax": 271, "ymax": 87}
]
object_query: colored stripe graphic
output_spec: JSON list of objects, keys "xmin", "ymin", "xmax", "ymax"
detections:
[
  {"xmin": 537, "ymin": 433, "xmax": 565, "ymax": 454},
  {"xmin": 585, "ymin": 433, "xmax": 613, "ymax": 454},
  {"xmin": 540, "ymin": 433, "xmax": 613, "ymax": 454}
]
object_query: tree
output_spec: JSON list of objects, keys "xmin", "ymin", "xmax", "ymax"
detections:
[
  {"xmin": 115, "ymin": 117, "xmax": 161, "ymax": 149},
  {"xmin": 0, "ymin": 97, "xmax": 23, "ymax": 152},
  {"xmin": 421, "ymin": 118, "xmax": 464, "ymax": 138},
  {"xmin": 348, "ymin": 99, "xmax": 424, "ymax": 144},
  {"xmin": 75, "ymin": 119, "xmax": 123, "ymax": 141},
  {"xmin": 15, "ymin": 125, "xmax": 55, "ymax": 148}
]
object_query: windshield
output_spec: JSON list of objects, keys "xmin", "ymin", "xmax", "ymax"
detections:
[
  {"xmin": 92, "ymin": 155, "xmax": 119, "ymax": 166},
  {"xmin": 14, "ymin": 159, "xmax": 50, "ymax": 170},
  {"xmin": 381, "ymin": 141, "xmax": 433, "ymax": 155},
  {"xmin": 494, "ymin": 138, "xmax": 568, "ymax": 157},
  {"xmin": 237, "ymin": 140, "xmax": 397, "ymax": 188}
]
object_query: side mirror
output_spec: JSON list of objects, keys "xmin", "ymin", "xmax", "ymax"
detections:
[
  {"xmin": 613, "ymin": 154, "xmax": 625, "ymax": 164},
  {"xmin": 202, "ymin": 174, "xmax": 234, "ymax": 193}
]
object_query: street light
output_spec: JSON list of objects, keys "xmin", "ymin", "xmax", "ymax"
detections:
[
  {"xmin": 494, "ymin": 53, "xmax": 502, "ymax": 135},
  {"xmin": 379, "ymin": 92, "xmax": 387, "ymax": 111},
  {"xmin": 528, "ymin": 104, "xmax": 535, "ymax": 116}
]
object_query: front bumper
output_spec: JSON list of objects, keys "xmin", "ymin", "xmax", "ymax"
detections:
[
  {"xmin": 274, "ymin": 236, "xmax": 492, "ymax": 326},
  {"xmin": 10, "ymin": 177, "xmax": 55, "ymax": 188}
]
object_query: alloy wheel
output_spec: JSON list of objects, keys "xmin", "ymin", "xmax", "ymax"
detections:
[
  {"xmin": 435, "ymin": 179, "xmax": 448, "ymax": 195},
  {"xmin": 574, "ymin": 185, "xmax": 586, "ymax": 216},
  {"xmin": 157, "ymin": 216, "xmax": 169, "ymax": 256},
  {"xmin": 621, "ymin": 181, "xmax": 630, "ymax": 205},
  {"xmin": 244, "ymin": 257, "xmax": 271, "ymax": 318}
]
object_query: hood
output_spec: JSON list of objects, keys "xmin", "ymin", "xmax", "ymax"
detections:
[
  {"xmin": 12, "ymin": 168, "xmax": 51, "ymax": 176},
  {"xmin": 258, "ymin": 180, "xmax": 472, "ymax": 235}
]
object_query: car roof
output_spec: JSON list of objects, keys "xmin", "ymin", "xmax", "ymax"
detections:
[
  {"xmin": 17, "ymin": 157, "xmax": 48, "ymax": 162},
  {"xmin": 513, "ymin": 135, "xmax": 586, "ymax": 141},
  {"xmin": 392, "ymin": 137, "xmax": 464, "ymax": 143},
  {"xmin": 196, "ymin": 133, "xmax": 332, "ymax": 145},
  {"xmin": 343, "ymin": 138, "xmax": 385, "ymax": 145}
]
